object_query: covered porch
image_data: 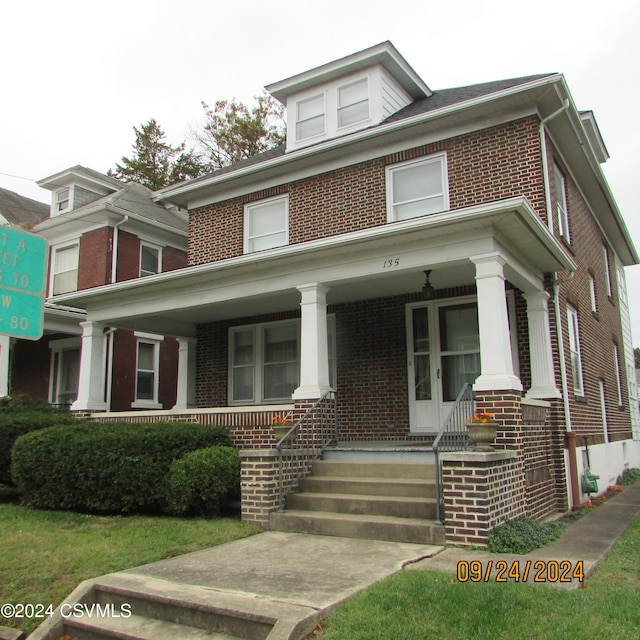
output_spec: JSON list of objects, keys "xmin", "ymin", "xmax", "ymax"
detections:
[{"xmin": 58, "ymin": 196, "xmax": 574, "ymax": 432}]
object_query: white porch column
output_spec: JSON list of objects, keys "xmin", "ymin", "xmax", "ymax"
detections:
[
  {"xmin": 471, "ymin": 254, "xmax": 523, "ymax": 392},
  {"xmin": 0, "ymin": 335, "xmax": 10, "ymax": 397},
  {"xmin": 524, "ymin": 291, "xmax": 561, "ymax": 399},
  {"xmin": 173, "ymin": 337, "xmax": 197, "ymax": 410},
  {"xmin": 292, "ymin": 283, "xmax": 332, "ymax": 400},
  {"xmin": 71, "ymin": 321, "xmax": 108, "ymax": 412}
]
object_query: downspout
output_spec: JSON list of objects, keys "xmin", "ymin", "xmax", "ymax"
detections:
[
  {"xmin": 539, "ymin": 96, "xmax": 580, "ymax": 508},
  {"xmin": 110, "ymin": 214, "xmax": 129, "ymax": 284}
]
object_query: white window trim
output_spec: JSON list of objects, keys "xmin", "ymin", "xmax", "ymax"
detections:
[
  {"xmin": 243, "ymin": 195, "xmax": 289, "ymax": 254},
  {"xmin": 385, "ymin": 152, "xmax": 449, "ymax": 223},
  {"xmin": 48, "ymin": 337, "xmax": 81, "ymax": 405},
  {"xmin": 337, "ymin": 77, "xmax": 369, "ymax": 130},
  {"xmin": 554, "ymin": 164, "xmax": 570, "ymax": 243},
  {"xmin": 50, "ymin": 242, "xmax": 80, "ymax": 296},
  {"xmin": 603, "ymin": 245, "xmax": 613, "ymax": 297},
  {"xmin": 54, "ymin": 187, "xmax": 73, "ymax": 214},
  {"xmin": 295, "ymin": 92, "xmax": 326, "ymax": 142},
  {"xmin": 132, "ymin": 331, "xmax": 163, "ymax": 409},
  {"xmin": 613, "ymin": 344, "xmax": 623, "ymax": 407},
  {"xmin": 567, "ymin": 306, "xmax": 584, "ymax": 396},
  {"xmin": 228, "ymin": 316, "xmax": 336, "ymax": 406},
  {"xmin": 140, "ymin": 241, "xmax": 163, "ymax": 277},
  {"xmin": 616, "ymin": 263, "xmax": 627, "ymax": 306},
  {"xmin": 589, "ymin": 275, "xmax": 598, "ymax": 313}
]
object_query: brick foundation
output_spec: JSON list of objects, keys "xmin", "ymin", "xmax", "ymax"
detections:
[{"xmin": 240, "ymin": 449, "xmax": 280, "ymax": 527}]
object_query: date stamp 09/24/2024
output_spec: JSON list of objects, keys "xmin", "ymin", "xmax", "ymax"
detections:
[{"xmin": 456, "ymin": 559, "xmax": 585, "ymax": 583}]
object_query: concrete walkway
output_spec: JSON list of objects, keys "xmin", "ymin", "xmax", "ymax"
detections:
[{"xmin": 23, "ymin": 481, "xmax": 640, "ymax": 640}]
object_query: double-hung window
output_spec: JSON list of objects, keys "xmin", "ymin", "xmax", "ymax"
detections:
[
  {"xmin": 133, "ymin": 333, "xmax": 162, "ymax": 408},
  {"xmin": 613, "ymin": 344, "xmax": 623, "ymax": 407},
  {"xmin": 553, "ymin": 164, "xmax": 570, "ymax": 242},
  {"xmin": 140, "ymin": 243, "xmax": 161, "ymax": 277},
  {"xmin": 229, "ymin": 318, "xmax": 336, "ymax": 405},
  {"xmin": 337, "ymin": 78, "xmax": 369, "ymax": 128},
  {"xmin": 386, "ymin": 154, "xmax": 448, "ymax": 222},
  {"xmin": 244, "ymin": 196, "xmax": 288, "ymax": 253},
  {"xmin": 52, "ymin": 244, "xmax": 79, "ymax": 295},
  {"xmin": 56, "ymin": 188, "xmax": 70, "ymax": 213},
  {"xmin": 567, "ymin": 306, "xmax": 584, "ymax": 396},
  {"xmin": 603, "ymin": 245, "xmax": 613, "ymax": 298},
  {"xmin": 49, "ymin": 338, "xmax": 80, "ymax": 406},
  {"xmin": 296, "ymin": 94, "xmax": 325, "ymax": 142}
]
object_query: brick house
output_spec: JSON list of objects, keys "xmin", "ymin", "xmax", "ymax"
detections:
[
  {"xmin": 5, "ymin": 166, "xmax": 188, "ymax": 411},
  {"xmin": 55, "ymin": 43, "xmax": 639, "ymax": 544}
]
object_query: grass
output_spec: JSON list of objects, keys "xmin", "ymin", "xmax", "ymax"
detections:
[
  {"xmin": 320, "ymin": 516, "xmax": 640, "ymax": 640},
  {"xmin": 0, "ymin": 493, "xmax": 260, "ymax": 634}
]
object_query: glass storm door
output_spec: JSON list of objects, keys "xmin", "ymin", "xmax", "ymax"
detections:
[{"xmin": 407, "ymin": 301, "xmax": 480, "ymax": 433}]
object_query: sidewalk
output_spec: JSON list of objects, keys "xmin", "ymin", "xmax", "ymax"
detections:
[{"xmin": 407, "ymin": 480, "xmax": 640, "ymax": 588}]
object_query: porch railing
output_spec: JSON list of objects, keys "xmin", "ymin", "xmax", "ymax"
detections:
[
  {"xmin": 276, "ymin": 391, "xmax": 338, "ymax": 511},
  {"xmin": 432, "ymin": 382, "xmax": 474, "ymax": 524}
]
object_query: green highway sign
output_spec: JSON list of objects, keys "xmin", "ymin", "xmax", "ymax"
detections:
[{"xmin": 0, "ymin": 228, "xmax": 48, "ymax": 340}]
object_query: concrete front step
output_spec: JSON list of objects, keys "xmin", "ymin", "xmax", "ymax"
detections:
[
  {"xmin": 286, "ymin": 491, "xmax": 438, "ymax": 519},
  {"xmin": 298, "ymin": 475, "xmax": 437, "ymax": 498},
  {"xmin": 40, "ymin": 572, "xmax": 302, "ymax": 640},
  {"xmin": 311, "ymin": 460, "xmax": 436, "ymax": 480},
  {"xmin": 270, "ymin": 510, "xmax": 445, "ymax": 545}
]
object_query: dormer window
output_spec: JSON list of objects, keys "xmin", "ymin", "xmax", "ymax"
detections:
[
  {"xmin": 338, "ymin": 78, "xmax": 369, "ymax": 128},
  {"xmin": 296, "ymin": 94, "xmax": 325, "ymax": 141},
  {"xmin": 56, "ymin": 188, "xmax": 70, "ymax": 213}
]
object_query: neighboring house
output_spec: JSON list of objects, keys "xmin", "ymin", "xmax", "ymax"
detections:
[
  {"xmin": 5, "ymin": 166, "xmax": 188, "ymax": 410},
  {"xmin": 54, "ymin": 43, "xmax": 639, "ymax": 543}
]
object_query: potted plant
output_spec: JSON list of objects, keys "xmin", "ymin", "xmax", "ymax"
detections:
[
  {"xmin": 466, "ymin": 409, "xmax": 499, "ymax": 451},
  {"xmin": 272, "ymin": 414, "xmax": 292, "ymax": 440}
]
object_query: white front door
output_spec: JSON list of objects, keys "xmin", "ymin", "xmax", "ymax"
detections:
[{"xmin": 407, "ymin": 300, "xmax": 481, "ymax": 433}]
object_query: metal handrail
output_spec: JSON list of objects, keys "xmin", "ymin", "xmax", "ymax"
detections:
[
  {"xmin": 432, "ymin": 383, "xmax": 474, "ymax": 524},
  {"xmin": 276, "ymin": 391, "xmax": 338, "ymax": 511}
]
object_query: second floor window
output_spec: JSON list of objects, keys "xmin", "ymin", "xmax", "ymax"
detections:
[
  {"xmin": 553, "ymin": 164, "xmax": 570, "ymax": 242},
  {"xmin": 386, "ymin": 154, "xmax": 448, "ymax": 222},
  {"xmin": 52, "ymin": 244, "xmax": 79, "ymax": 295},
  {"xmin": 567, "ymin": 306, "xmax": 584, "ymax": 396},
  {"xmin": 140, "ymin": 244, "xmax": 161, "ymax": 277},
  {"xmin": 244, "ymin": 196, "xmax": 289, "ymax": 253}
]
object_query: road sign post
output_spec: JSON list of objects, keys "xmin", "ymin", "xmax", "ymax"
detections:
[{"xmin": 0, "ymin": 228, "xmax": 48, "ymax": 340}]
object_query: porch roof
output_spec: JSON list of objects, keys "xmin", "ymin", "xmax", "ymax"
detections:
[{"xmin": 53, "ymin": 197, "xmax": 575, "ymax": 338}]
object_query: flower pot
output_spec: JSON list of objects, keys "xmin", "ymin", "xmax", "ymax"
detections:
[
  {"xmin": 273, "ymin": 425, "xmax": 290, "ymax": 441},
  {"xmin": 467, "ymin": 421, "xmax": 499, "ymax": 451}
]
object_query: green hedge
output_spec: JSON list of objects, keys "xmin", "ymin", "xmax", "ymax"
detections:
[
  {"xmin": 164, "ymin": 446, "xmax": 240, "ymax": 516},
  {"xmin": 12, "ymin": 421, "xmax": 232, "ymax": 514},
  {"xmin": 0, "ymin": 408, "xmax": 78, "ymax": 486}
]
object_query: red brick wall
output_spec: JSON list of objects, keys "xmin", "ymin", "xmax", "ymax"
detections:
[
  {"xmin": 115, "ymin": 230, "xmax": 141, "ymax": 282},
  {"xmin": 78, "ymin": 227, "xmax": 112, "ymax": 289},
  {"xmin": 188, "ymin": 117, "xmax": 544, "ymax": 266},
  {"xmin": 545, "ymin": 146, "xmax": 631, "ymax": 444},
  {"xmin": 162, "ymin": 245, "xmax": 188, "ymax": 272},
  {"xmin": 10, "ymin": 336, "xmax": 54, "ymax": 401}
]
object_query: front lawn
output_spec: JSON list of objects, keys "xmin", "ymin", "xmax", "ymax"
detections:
[
  {"xmin": 319, "ymin": 514, "xmax": 640, "ymax": 640},
  {"xmin": 0, "ymin": 499, "xmax": 259, "ymax": 634}
]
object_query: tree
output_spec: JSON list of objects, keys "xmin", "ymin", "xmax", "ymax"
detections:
[
  {"xmin": 635, "ymin": 347, "xmax": 640, "ymax": 369},
  {"xmin": 110, "ymin": 118, "xmax": 206, "ymax": 190},
  {"xmin": 193, "ymin": 92, "xmax": 285, "ymax": 170}
]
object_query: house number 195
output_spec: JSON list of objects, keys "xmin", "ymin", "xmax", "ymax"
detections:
[{"xmin": 383, "ymin": 258, "xmax": 400, "ymax": 269}]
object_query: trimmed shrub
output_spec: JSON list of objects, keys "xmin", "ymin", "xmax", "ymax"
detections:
[
  {"xmin": 163, "ymin": 446, "xmax": 240, "ymax": 516},
  {"xmin": 618, "ymin": 468, "xmax": 640, "ymax": 486},
  {"xmin": 11, "ymin": 421, "xmax": 232, "ymax": 514},
  {"xmin": 487, "ymin": 517, "xmax": 566, "ymax": 554},
  {"xmin": 0, "ymin": 407, "xmax": 78, "ymax": 486}
]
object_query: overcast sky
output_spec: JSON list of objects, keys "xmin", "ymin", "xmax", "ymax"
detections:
[{"xmin": 2, "ymin": 0, "xmax": 639, "ymax": 340}]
